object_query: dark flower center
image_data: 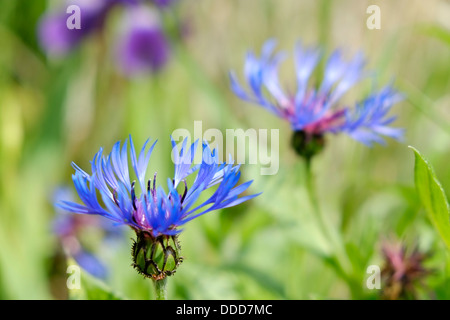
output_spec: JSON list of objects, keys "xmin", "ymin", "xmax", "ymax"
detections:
[{"xmin": 291, "ymin": 130, "xmax": 325, "ymax": 162}]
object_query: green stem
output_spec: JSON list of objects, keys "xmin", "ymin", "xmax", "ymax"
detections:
[
  {"xmin": 304, "ymin": 159, "xmax": 331, "ymax": 245},
  {"xmin": 303, "ymin": 159, "xmax": 359, "ymax": 298},
  {"xmin": 152, "ymin": 278, "xmax": 168, "ymax": 300}
]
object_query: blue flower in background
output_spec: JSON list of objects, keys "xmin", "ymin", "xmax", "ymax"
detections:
[
  {"xmin": 230, "ymin": 39, "xmax": 404, "ymax": 157},
  {"xmin": 58, "ymin": 136, "xmax": 258, "ymax": 236},
  {"xmin": 52, "ymin": 187, "xmax": 124, "ymax": 279}
]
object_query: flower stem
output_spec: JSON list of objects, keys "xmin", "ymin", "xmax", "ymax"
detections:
[
  {"xmin": 303, "ymin": 159, "xmax": 358, "ymax": 296},
  {"xmin": 304, "ymin": 158, "xmax": 330, "ymax": 244},
  {"xmin": 152, "ymin": 278, "xmax": 168, "ymax": 300}
]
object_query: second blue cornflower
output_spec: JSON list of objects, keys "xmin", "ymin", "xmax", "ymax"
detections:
[{"xmin": 230, "ymin": 39, "xmax": 404, "ymax": 161}]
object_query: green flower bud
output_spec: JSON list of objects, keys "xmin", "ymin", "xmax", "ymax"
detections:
[
  {"xmin": 291, "ymin": 130, "xmax": 325, "ymax": 161},
  {"xmin": 132, "ymin": 231, "xmax": 183, "ymax": 280}
]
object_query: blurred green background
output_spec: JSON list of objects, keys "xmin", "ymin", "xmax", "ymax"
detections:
[{"xmin": 0, "ymin": 0, "xmax": 449, "ymax": 300}]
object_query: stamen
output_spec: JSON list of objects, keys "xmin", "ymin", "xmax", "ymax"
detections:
[
  {"xmin": 152, "ymin": 172, "xmax": 157, "ymax": 200},
  {"xmin": 112, "ymin": 190, "xmax": 120, "ymax": 207},
  {"xmin": 131, "ymin": 181, "xmax": 137, "ymax": 211},
  {"xmin": 180, "ymin": 180, "xmax": 188, "ymax": 203}
]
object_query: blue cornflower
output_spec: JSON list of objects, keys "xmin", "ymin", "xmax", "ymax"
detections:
[
  {"xmin": 230, "ymin": 39, "xmax": 404, "ymax": 157},
  {"xmin": 58, "ymin": 136, "xmax": 259, "ymax": 279}
]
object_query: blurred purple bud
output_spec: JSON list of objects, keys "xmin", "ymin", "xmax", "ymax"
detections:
[
  {"xmin": 381, "ymin": 241, "xmax": 432, "ymax": 300},
  {"xmin": 38, "ymin": 0, "xmax": 112, "ymax": 56},
  {"xmin": 38, "ymin": 13, "xmax": 85, "ymax": 56},
  {"xmin": 116, "ymin": 7, "xmax": 170, "ymax": 76}
]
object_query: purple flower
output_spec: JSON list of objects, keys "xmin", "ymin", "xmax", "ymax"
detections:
[
  {"xmin": 38, "ymin": 0, "xmax": 112, "ymax": 56},
  {"xmin": 116, "ymin": 7, "xmax": 170, "ymax": 75},
  {"xmin": 230, "ymin": 39, "xmax": 404, "ymax": 149},
  {"xmin": 381, "ymin": 241, "xmax": 431, "ymax": 300},
  {"xmin": 38, "ymin": 0, "xmax": 179, "ymax": 77},
  {"xmin": 38, "ymin": 13, "xmax": 83, "ymax": 56},
  {"xmin": 57, "ymin": 136, "xmax": 259, "ymax": 237}
]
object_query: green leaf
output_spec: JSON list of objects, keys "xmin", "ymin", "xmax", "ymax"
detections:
[
  {"xmin": 67, "ymin": 258, "xmax": 125, "ymax": 300},
  {"xmin": 419, "ymin": 24, "xmax": 450, "ymax": 47},
  {"xmin": 409, "ymin": 146, "xmax": 450, "ymax": 249}
]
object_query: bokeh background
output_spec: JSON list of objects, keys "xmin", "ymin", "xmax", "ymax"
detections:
[{"xmin": 0, "ymin": 0, "xmax": 449, "ymax": 299}]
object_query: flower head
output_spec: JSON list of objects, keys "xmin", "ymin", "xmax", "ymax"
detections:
[
  {"xmin": 38, "ymin": 0, "xmax": 179, "ymax": 76},
  {"xmin": 58, "ymin": 136, "xmax": 259, "ymax": 279},
  {"xmin": 381, "ymin": 241, "xmax": 431, "ymax": 300},
  {"xmin": 116, "ymin": 7, "xmax": 170, "ymax": 75},
  {"xmin": 230, "ymin": 39, "xmax": 404, "ymax": 158},
  {"xmin": 38, "ymin": 0, "xmax": 113, "ymax": 56}
]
